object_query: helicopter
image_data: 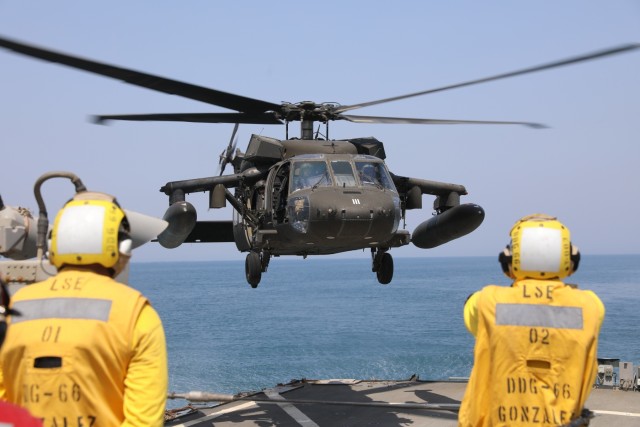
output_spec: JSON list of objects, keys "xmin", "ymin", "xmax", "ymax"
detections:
[{"xmin": 0, "ymin": 36, "xmax": 638, "ymax": 287}]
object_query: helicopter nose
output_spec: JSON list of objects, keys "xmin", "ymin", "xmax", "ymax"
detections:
[
  {"xmin": 334, "ymin": 195, "xmax": 396, "ymax": 239},
  {"xmin": 294, "ymin": 190, "xmax": 398, "ymax": 244}
]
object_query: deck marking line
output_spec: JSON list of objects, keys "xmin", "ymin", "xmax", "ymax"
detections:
[
  {"xmin": 178, "ymin": 401, "xmax": 258, "ymax": 426},
  {"xmin": 265, "ymin": 389, "xmax": 320, "ymax": 427},
  {"xmin": 593, "ymin": 409, "xmax": 640, "ymax": 417}
]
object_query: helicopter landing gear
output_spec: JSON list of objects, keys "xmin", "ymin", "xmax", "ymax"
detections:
[
  {"xmin": 372, "ymin": 248, "xmax": 393, "ymax": 285},
  {"xmin": 245, "ymin": 251, "xmax": 271, "ymax": 288},
  {"xmin": 245, "ymin": 251, "xmax": 261, "ymax": 288}
]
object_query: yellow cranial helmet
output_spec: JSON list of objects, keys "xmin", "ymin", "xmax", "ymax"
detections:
[
  {"xmin": 49, "ymin": 192, "xmax": 130, "ymax": 270},
  {"xmin": 499, "ymin": 214, "xmax": 580, "ymax": 280}
]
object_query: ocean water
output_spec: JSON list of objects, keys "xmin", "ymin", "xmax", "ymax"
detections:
[{"xmin": 129, "ymin": 254, "xmax": 640, "ymax": 403}]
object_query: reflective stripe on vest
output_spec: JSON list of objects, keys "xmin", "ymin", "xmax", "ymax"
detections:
[
  {"xmin": 496, "ymin": 303, "xmax": 583, "ymax": 329},
  {"xmin": 11, "ymin": 298, "xmax": 112, "ymax": 323}
]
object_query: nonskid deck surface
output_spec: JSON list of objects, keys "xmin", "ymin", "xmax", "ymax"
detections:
[{"xmin": 165, "ymin": 378, "xmax": 640, "ymax": 426}]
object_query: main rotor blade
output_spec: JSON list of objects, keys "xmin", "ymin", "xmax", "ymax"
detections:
[
  {"xmin": 92, "ymin": 112, "xmax": 283, "ymax": 125},
  {"xmin": 0, "ymin": 35, "xmax": 282, "ymax": 114},
  {"xmin": 335, "ymin": 43, "xmax": 640, "ymax": 114},
  {"xmin": 218, "ymin": 123, "xmax": 240, "ymax": 176},
  {"xmin": 229, "ymin": 122, "xmax": 240, "ymax": 148},
  {"xmin": 340, "ymin": 114, "xmax": 546, "ymax": 128}
]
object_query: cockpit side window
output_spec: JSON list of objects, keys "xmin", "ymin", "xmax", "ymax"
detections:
[
  {"xmin": 291, "ymin": 161, "xmax": 332, "ymax": 193},
  {"xmin": 355, "ymin": 161, "xmax": 395, "ymax": 190},
  {"xmin": 330, "ymin": 161, "xmax": 357, "ymax": 187}
]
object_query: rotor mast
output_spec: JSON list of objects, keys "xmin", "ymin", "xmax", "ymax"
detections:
[
  {"xmin": 299, "ymin": 101, "xmax": 318, "ymax": 140},
  {"xmin": 297, "ymin": 101, "xmax": 329, "ymax": 140},
  {"xmin": 301, "ymin": 118, "xmax": 314, "ymax": 140}
]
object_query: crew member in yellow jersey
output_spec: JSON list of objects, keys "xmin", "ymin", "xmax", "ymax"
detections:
[
  {"xmin": 0, "ymin": 279, "xmax": 42, "ymax": 426},
  {"xmin": 0, "ymin": 191, "xmax": 169, "ymax": 426},
  {"xmin": 458, "ymin": 214, "xmax": 605, "ymax": 427}
]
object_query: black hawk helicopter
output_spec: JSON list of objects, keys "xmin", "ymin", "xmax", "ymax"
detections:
[{"xmin": 1, "ymin": 36, "xmax": 637, "ymax": 287}]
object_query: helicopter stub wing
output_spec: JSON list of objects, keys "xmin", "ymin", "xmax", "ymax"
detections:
[
  {"xmin": 391, "ymin": 174, "xmax": 467, "ymax": 199},
  {"xmin": 389, "ymin": 174, "xmax": 485, "ymax": 249},
  {"xmin": 160, "ymin": 167, "xmax": 268, "ymax": 196},
  {"xmin": 158, "ymin": 167, "xmax": 269, "ymax": 249}
]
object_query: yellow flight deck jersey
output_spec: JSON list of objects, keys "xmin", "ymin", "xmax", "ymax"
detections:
[
  {"xmin": 0, "ymin": 269, "xmax": 168, "ymax": 427},
  {"xmin": 459, "ymin": 279, "xmax": 604, "ymax": 427}
]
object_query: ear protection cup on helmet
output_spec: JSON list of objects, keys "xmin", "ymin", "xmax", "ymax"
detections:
[
  {"xmin": 117, "ymin": 217, "xmax": 132, "ymax": 257},
  {"xmin": 570, "ymin": 244, "xmax": 580, "ymax": 274},
  {"xmin": 498, "ymin": 246, "xmax": 513, "ymax": 277},
  {"xmin": 119, "ymin": 237, "xmax": 132, "ymax": 257}
]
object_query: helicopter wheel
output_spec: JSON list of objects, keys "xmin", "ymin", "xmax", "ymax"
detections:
[
  {"xmin": 245, "ymin": 251, "xmax": 262, "ymax": 288},
  {"xmin": 376, "ymin": 252, "xmax": 394, "ymax": 285}
]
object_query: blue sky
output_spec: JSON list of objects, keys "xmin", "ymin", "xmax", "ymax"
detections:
[{"xmin": 1, "ymin": 1, "xmax": 639, "ymax": 262}]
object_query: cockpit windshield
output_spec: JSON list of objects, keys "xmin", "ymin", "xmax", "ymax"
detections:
[
  {"xmin": 331, "ymin": 161, "xmax": 357, "ymax": 187},
  {"xmin": 291, "ymin": 161, "xmax": 332, "ymax": 192},
  {"xmin": 355, "ymin": 161, "xmax": 395, "ymax": 190},
  {"xmin": 290, "ymin": 158, "xmax": 395, "ymax": 193}
]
